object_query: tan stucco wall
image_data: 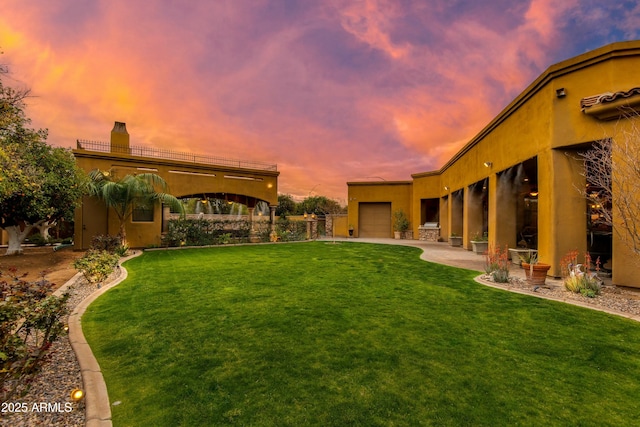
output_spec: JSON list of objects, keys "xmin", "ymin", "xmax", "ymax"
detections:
[
  {"xmin": 347, "ymin": 40, "xmax": 640, "ymax": 287},
  {"xmin": 74, "ymin": 142, "xmax": 279, "ymax": 249},
  {"xmin": 347, "ymin": 181, "xmax": 412, "ymax": 238}
]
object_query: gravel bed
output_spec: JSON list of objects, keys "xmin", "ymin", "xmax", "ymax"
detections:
[
  {"xmin": 2, "ymin": 265, "xmax": 640, "ymax": 427},
  {"xmin": 480, "ymin": 273, "xmax": 640, "ymax": 316},
  {"xmin": 1, "ymin": 274, "xmax": 109, "ymax": 427}
]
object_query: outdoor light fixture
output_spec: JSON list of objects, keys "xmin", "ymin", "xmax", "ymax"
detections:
[
  {"xmin": 556, "ymin": 88, "xmax": 566, "ymax": 98},
  {"xmin": 444, "ymin": 186, "xmax": 449, "ymax": 191},
  {"xmin": 529, "ymin": 190, "xmax": 539, "ymax": 197},
  {"xmin": 70, "ymin": 388, "xmax": 85, "ymax": 402},
  {"xmin": 483, "ymin": 161, "xmax": 492, "ymax": 168}
]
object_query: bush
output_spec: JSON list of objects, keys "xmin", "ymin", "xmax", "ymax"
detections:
[
  {"xmin": 561, "ymin": 250, "xmax": 602, "ymax": 297},
  {"xmin": 90, "ymin": 234, "xmax": 122, "ymax": 252},
  {"xmin": 0, "ymin": 268, "xmax": 69, "ymax": 401},
  {"xmin": 484, "ymin": 245, "xmax": 510, "ymax": 283},
  {"xmin": 163, "ymin": 218, "xmax": 253, "ymax": 247},
  {"xmin": 273, "ymin": 218, "xmax": 306, "ymax": 241},
  {"xmin": 393, "ymin": 210, "xmax": 410, "ymax": 232},
  {"xmin": 28, "ymin": 233, "xmax": 48, "ymax": 246},
  {"xmin": 73, "ymin": 250, "xmax": 120, "ymax": 287}
]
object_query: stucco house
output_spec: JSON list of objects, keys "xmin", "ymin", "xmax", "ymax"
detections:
[{"xmin": 347, "ymin": 40, "xmax": 640, "ymax": 288}]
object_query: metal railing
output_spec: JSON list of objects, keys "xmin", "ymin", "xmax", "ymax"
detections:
[{"xmin": 76, "ymin": 140, "xmax": 278, "ymax": 172}]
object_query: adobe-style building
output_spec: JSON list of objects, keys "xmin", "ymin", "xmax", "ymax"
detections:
[
  {"xmin": 73, "ymin": 122, "xmax": 279, "ymax": 249},
  {"xmin": 347, "ymin": 40, "xmax": 640, "ymax": 288}
]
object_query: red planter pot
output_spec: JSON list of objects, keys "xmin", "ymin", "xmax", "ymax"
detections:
[{"xmin": 521, "ymin": 262, "xmax": 551, "ymax": 286}]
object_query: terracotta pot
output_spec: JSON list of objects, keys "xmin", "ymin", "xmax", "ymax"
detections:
[{"xmin": 521, "ymin": 262, "xmax": 551, "ymax": 286}]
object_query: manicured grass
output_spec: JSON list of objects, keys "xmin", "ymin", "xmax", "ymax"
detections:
[{"xmin": 83, "ymin": 242, "xmax": 640, "ymax": 426}]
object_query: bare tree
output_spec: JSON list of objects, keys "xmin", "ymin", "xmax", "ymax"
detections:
[{"xmin": 578, "ymin": 108, "xmax": 640, "ymax": 257}]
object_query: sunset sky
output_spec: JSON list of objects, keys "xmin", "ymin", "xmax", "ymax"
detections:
[{"xmin": 2, "ymin": 1, "xmax": 639, "ymax": 201}]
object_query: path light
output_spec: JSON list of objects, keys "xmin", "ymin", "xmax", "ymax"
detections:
[{"xmin": 70, "ymin": 388, "xmax": 85, "ymax": 401}]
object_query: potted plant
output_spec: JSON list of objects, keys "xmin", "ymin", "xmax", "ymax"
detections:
[
  {"xmin": 393, "ymin": 210, "xmax": 410, "ymax": 239},
  {"xmin": 470, "ymin": 232, "xmax": 489, "ymax": 254},
  {"xmin": 519, "ymin": 252, "xmax": 551, "ymax": 285},
  {"xmin": 508, "ymin": 248, "xmax": 537, "ymax": 266},
  {"xmin": 449, "ymin": 232, "xmax": 462, "ymax": 247}
]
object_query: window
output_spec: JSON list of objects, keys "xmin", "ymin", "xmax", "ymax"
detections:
[{"xmin": 132, "ymin": 202, "xmax": 154, "ymax": 222}]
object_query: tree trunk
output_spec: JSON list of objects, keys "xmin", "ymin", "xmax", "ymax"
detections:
[
  {"xmin": 36, "ymin": 220, "xmax": 56, "ymax": 240},
  {"xmin": 119, "ymin": 222, "xmax": 127, "ymax": 247},
  {"xmin": 4, "ymin": 224, "xmax": 35, "ymax": 255}
]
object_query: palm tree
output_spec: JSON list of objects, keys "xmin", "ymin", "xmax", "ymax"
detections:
[{"xmin": 87, "ymin": 169, "xmax": 184, "ymax": 245}]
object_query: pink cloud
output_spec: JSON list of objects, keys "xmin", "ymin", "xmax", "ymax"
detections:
[{"xmin": 1, "ymin": 0, "xmax": 635, "ymax": 201}]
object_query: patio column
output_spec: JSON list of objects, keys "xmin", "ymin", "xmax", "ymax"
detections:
[
  {"xmin": 269, "ymin": 206, "xmax": 276, "ymax": 231},
  {"xmin": 538, "ymin": 150, "xmax": 586, "ymax": 276},
  {"xmin": 489, "ymin": 173, "xmax": 517, "ymax": 248},
  {"xmin": 440, "ymin": 195, "xmax": 449, "ymax": 240},
  {"xmin": 248, "ymin": 207, "xmax": 255, "ymax": 231},
  {"xmin": 464, "ymin": 186, "xmax": 483, "ymax": 250},
  {"xmin": 450, "ymin": 190, "xmax": 463, "ymax": 239}
]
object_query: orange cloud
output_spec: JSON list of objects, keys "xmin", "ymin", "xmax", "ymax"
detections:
[{"xmin": 1, "ymin": 0, "xmax": 635, "ymax": 201}]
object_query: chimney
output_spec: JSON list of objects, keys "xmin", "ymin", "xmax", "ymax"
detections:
[{"xmin": 110, "ymin": 121, "xmax": 130, "ymax": 153}]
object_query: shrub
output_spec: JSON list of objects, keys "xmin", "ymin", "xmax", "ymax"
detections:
[
  {"xmin": 393, "ymin": 210, "xmax": 410, "ymax": 232},
  {"xmin": 73, "ymin": 250, "xmax": 120, "ymax": 287},
  {"xmin": 273, "ymin": 218, "xmax": 306, "ymax": 241},
  {"xmin": 28, "ymin": 233, "xmax": 48, "ymax": 246},
  {"xmin": 485, "ymin": 245, "xmax": 510, "ymax": 283},
  {"xmin": 561, "ymin": 250, "xmax": 602, "ymax": 297},
  {"xmin": 163, "ymin": 218, "xmax": 254, "ymax": 247},
  {"xmin": 90, "ymin": 234, "xmax": 122, "ymax": 253},
  {"xmin": 0, "ymin": 268, "xmax": 69, "ymax": 401}
]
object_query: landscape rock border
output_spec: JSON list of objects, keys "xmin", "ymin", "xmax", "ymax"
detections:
[{"xmin": 63, "ymin": 250, "xmax": 142, "ymax": 427}]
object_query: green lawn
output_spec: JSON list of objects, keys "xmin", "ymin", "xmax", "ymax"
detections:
[{"xmin": 83, "ymin": 242, "xmax": 640, "ymax": 426}]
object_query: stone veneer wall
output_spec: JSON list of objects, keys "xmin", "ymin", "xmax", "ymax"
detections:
[{"xmin": 418, "ymin": 226, "xmax": 440, "ymax": 242}]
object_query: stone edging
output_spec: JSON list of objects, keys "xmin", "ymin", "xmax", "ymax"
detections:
[
  {"xmin": 473, "ymin": 276, "xmax": 640, "ymax": 323},
  {"xmin": 59, "ymin": 250, "xmax": 143, "ymax": 427}
]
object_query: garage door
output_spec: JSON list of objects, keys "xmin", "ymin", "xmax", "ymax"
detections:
[{"xmin": 359, "ymin": 202, "xmax": 392, "ymax": 238}]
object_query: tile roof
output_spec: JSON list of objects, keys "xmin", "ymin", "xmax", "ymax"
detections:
[{"xmin": 581, "ymin": 87, "xmax": 640, "ymax": 110}]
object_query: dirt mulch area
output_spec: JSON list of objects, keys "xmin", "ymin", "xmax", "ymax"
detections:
[{"xmin": 0, "ymin": 246, "xmax": 85, "ymax": 288}]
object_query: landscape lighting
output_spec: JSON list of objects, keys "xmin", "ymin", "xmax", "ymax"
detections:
[{"xmin": 70, "ymin": 388, "xmax": 85, "ymax": 401}]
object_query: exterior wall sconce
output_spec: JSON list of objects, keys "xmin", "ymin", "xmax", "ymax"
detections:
[
  {"xmin": 483, "ymin": 161, "xmax": 492, "ymax": 168},
  {"xmin": 444, "ymin": 186, "xmax": 449, "ymax": 191},
  {"xmin": 556, "ymin": 88, "xmax": 566, "ymax": 98}
]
